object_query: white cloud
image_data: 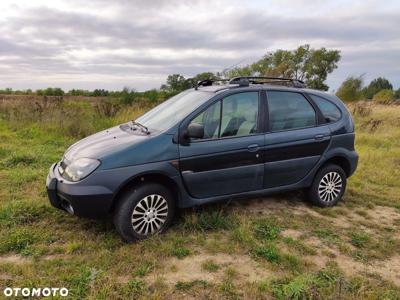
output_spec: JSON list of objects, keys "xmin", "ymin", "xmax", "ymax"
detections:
[{"xmin": 0, "ymin": 0, "xmax": 399, "ymax": 91}]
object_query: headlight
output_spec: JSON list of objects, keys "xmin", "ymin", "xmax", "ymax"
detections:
[{"xmin": 62, "ymin": 158, "xmax": 100, "ymax": 182}]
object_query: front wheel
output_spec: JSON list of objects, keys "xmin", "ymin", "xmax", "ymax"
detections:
[
  {"xmin": 113, "ymin": 183, "xmax": 175, "ymax": 242},
  {"xmin": 307, "ymin": 164, "xmax": 347, "ymax": 207}
]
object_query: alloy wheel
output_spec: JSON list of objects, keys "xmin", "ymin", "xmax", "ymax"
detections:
[
  {"xmin": 131, "ymin": 194, "xmax": 168, "ymax": 236},
  {"xmin": 318, "ymin": 171, "xmax": 343, "ymax": 202}
]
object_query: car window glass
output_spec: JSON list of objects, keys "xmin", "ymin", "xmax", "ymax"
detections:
[
  {"xmin": 267, "ymin": 91, "xmax": 316, "ymax": 131},
  {"xmin": 190, "ymin": 101, "xmax": 221, "ymax": 139},
  {"xmin": 189, "ymin": 91, "xmax": 259, "ymax": 140},
  {"xmin": 309, "ymin": 94, "xmax": 341, "ymax": 123},
  {"xmin": 220, "ymin": 92, "xmax": 259, "ymax": 137},
  {"xmin": 136, "ymin": 90, "xmax": 210, "ymax": 131}
]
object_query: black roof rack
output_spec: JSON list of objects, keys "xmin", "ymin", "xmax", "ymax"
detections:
[
  {"xmin": 195, "ymin": 78, "xmax": 229, "ymax": 89},
  {"xmin": 229, "ymin": 76, "xmax": 306, "ymax": 88},
  {"xmin": 194, "ymin": 76, "xmax": 307, "ymax": 90}
]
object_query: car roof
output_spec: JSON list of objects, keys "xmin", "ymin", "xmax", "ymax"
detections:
[
  {"xmin": 195, "ymin": 83, "xmax": 342, "ymax": 106},
  {"xmin": 197, "ymin": 83, "xmax": 330, "ymax": 96}
]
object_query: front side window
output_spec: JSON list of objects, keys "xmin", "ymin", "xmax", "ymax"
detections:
[
  {"xmin": 136, "ymin": 90, "xmax": 211, "ymax": 132},
  {"xmin": 309, "ymin": 94, "xmax": 342, "ymax": 123},
  {"xmin": 191, "ymin": 101, "xmax": 221, "ymax": 139},
  {"xmin": 189, "ymin": 91, "xmax": 259, "ymax": 140},
  {"xmin": 267, "ymin": 91, "xmax": 316, "ymax": 131}
]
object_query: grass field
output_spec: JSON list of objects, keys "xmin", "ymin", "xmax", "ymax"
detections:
[{"xmin": 0, "ymin": 97, "xmax": 400, "ymax": 299}]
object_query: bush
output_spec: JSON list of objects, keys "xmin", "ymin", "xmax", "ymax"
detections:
[
  {"xmin": 373, "ymin": 89, "xmax": 394, "ymax": 104},
  {"xmin": 336, "ymin": 76, "xmax": 363, "ymax": 102},
  {"xmin": 362, "ymin": 77, "xmax": 393, "ymax": 99}
]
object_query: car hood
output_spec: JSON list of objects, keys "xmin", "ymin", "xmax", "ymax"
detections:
[
  {"xmin": 63, "ymin": 123, "xmax": 178, "ymax": 170},
  {"xmin": 64, "ymin": 124, "xmax": 149, "ymax": 162}
]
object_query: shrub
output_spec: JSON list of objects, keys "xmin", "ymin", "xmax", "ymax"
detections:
[
  {"xmin": 362, "ymin": 77, "xmax": 393, "ymax": 99},
  {"xmin": 336, "ymin": 76, "xmax": 363, "ymax": 102},
  {"xmin": 373, "ymin": 89, "xmax": 395, "ymax": 104}
]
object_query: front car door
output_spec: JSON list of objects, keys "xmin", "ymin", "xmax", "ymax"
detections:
[
  {"xmin": 263, "ymin": 90, "xmax": 331, "ymax": 188},
  {"xmin": 178, "ymin": 91, "xmax": 264, "ymax": 198}
]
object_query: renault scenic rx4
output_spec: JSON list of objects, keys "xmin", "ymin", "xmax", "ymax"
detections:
[{"xmin": 46, "ymin": 77, "xmax": 358, "ymax": 242}]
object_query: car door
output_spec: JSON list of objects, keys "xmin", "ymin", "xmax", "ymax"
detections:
[
  {"xmin": 178, "ymin": 91, "xmax": 264, "ymax": 198},
  {"xmin": 263, "ymin": 90, "xmax": 331, "ymax": 188}
]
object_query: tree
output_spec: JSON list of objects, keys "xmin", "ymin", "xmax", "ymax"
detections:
[
  {"xmin": 362, "ymin": 77, "xmax": 393, "ymax": 99},
  {"xmin": 36, "ymin": 87, "xmax": 64, "ymax": 96},
  {"xmin": 93, "ymin": 89, "xmax": 109, "ymax": 97},
  {"xmin": 189, "ymin": 72, "xmax": 218, "ymax": 86},
  {"xmin": 373, "ymin": 89, "xmax": 395, "ymax": 104},
  {"xmin": 119, "ymin": 87, "xmax": 137, "ymax": 105},
  {"xmin": 223, "ymin": 45, "xmax": 341, "ymax": 90},
  {"xmin": 161, "ymin": 74, "xmax": 191, "ymax": 93},
  {"xmin": 336, "ymin": 76, "xmax": 363, "ymax": 102}
]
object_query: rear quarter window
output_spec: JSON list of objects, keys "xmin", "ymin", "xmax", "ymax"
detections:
[{"xmin": 309, "ymin": 94, "xmax": 342, "ymax": 123}]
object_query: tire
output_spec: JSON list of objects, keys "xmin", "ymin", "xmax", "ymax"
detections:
[
  {"xmin": 113, "ymin": 183, "xmax": 175, "ymax": 242},
  {"xmin": 307, "ymin": 164, "xmax": 347, "ymax": 207}
]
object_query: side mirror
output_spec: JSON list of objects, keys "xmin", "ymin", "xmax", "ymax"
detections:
[{"xmin": 187, "ymin": 123, "xmax": 204, "ymax": 139}]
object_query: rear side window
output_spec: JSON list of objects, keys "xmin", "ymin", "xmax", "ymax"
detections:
[
  {"xmin": 309, "ymin": 94, "xmax": 342, "ymax": 123},
  {"xmin": 267, "ymin": 91, "xmax": 316, "ymax": 132}
]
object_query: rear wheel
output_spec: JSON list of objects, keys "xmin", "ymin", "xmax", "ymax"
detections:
[
  {"xmin": 113, "ymin": 183, "xmax": 175, "ymax": 242},
  {"xmin": 307, "ymin": 164, "xmax": 346, "ymax": 207}
]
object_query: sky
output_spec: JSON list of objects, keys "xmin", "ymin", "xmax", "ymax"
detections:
[{"xmin": 0, "ymin": 0, "xmax": 399, "ymax": 92}]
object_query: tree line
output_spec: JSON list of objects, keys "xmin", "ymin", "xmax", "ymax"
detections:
[
  {"xmin": 0, "ymin": 44, "xmax": 398, "ymax": 104},
  {"xmin": 336, "ymin": 76, "xmax": 399, "ymax": 104}
]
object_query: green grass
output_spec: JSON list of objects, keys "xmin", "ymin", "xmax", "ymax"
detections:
[
  {"xmin": 201, "ymin": 259, "xmax": 220, "ymax": 272},
  {"xmin": 254, "ymin": 218, "xmax": 281, "ymax": 241},
  {"xmin": 0, "ymin": 100, "xmax": 400, "ymax": 298},
  {"xmin": 252, "ymin": 245, "xmax": 280, "ymax": 263},
  {"xmin": 349, "ymin": 231, "xmax": 371, "ymax": 248}
]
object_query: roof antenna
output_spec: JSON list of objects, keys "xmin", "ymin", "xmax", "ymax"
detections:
[{"xmin": 221, "ymin": 59, "xmax": 247, "ymax": 77}]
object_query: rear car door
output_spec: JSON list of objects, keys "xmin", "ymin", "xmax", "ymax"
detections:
[
  {"xmin": 179, "ymin": 91, "xmax": 264, "ymax": 198},
  {"xmin": 263, "ymin": 90, "xmax": 331, "ymax": 188}
]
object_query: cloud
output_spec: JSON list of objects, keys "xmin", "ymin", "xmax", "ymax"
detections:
[{"xmin": 0, "ymin": 0, "xmax": 399, "ymax": 90}]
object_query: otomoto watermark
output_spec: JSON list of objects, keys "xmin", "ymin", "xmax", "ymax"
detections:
[{"xmin": 3, "ymin": 287, "xmax": 69, "ymax": 297}]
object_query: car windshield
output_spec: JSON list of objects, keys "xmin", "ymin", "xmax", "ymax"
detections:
[{"xmin": 135, "ymin": 90, "xmax": 211, "ymax": 132}]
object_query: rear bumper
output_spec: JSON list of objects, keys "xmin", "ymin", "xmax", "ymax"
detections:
[
  {"xmin": 46, "ymin": 163, "xmax": 114, "ymax": 218},
  {"xmin": 348, "ymin": 151, "xmax": 359, "ymax": 177}
]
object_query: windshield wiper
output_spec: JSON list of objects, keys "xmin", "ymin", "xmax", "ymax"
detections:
[{"xmin": 131, "ymin": 120, "xmax": 150, "ymax": 134}]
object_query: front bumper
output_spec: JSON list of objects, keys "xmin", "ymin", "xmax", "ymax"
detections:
[{"xmin": 46, "ymin": 163, "xmax": 114, "ymax": 218}]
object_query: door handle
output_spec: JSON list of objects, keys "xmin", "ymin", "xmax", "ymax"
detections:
[
  {"xmin": 314, "ymin": 134, "xmax": 326, "ymax": 141},
  {"xmin": 182, "ymin": 170, "xmax": 194, "ymax": 175},
  {"xmin": 247, "ymin": 144, "xmax": 260, "ymax": 152}
]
